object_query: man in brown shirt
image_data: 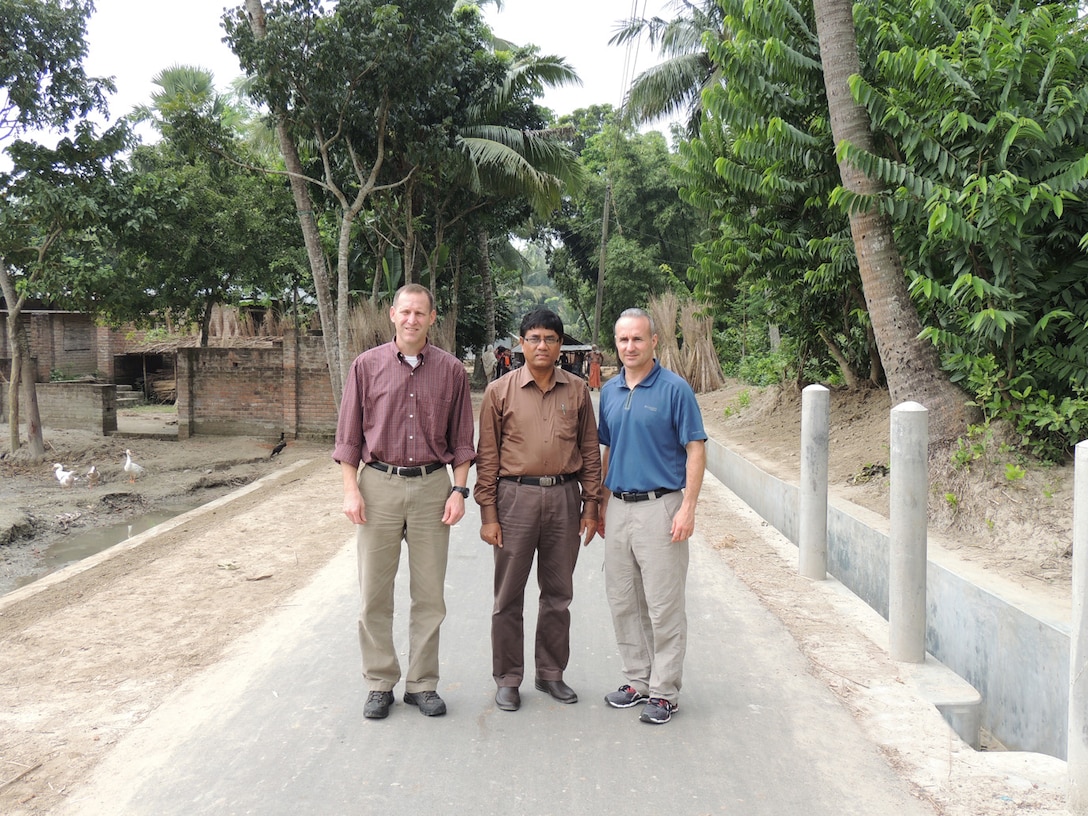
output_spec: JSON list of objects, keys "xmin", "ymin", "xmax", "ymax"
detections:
[{"xmin": 475, "ymin": 308, "xmax": 602, "ymax": 712}]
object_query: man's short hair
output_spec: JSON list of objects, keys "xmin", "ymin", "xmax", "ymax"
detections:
[
  {"xmin": 617, "ymin": 307, "xmax": 656, "ymax": 335},
  {"xmin": 520, "ymin": 308, "xmax": 564, "ymax": 339},
  {"xmin": 393, "ymin": 283, "xmax": 435, "ymax": 312}
]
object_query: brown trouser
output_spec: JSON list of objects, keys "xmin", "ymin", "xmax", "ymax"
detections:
[{"xmin": 492, "ymin": 479, "xmax": 582, "ymax": 687}]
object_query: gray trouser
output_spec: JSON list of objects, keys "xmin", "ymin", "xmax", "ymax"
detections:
[{"xmin": 604, "ymin": 491, "xmax": 688, "ymax": 704}]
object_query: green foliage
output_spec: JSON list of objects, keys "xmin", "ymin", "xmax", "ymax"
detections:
[
  {"xmin": 0, "ymin": 0, "xmax": 112, "ymax": 137},
  {"xmin": 675, "ymin": 0, "xmax": 875, "ymax": 387},
  {"xmin": 847, "ymin": 0, "xmax": 1088, "ymax": 458},
  {"xmin": 542, "ymin": 112, "xmax": 704, "ymax": 346},
  {"xmin": 1005, "ymin": 463, "xmax": 1026, "ymax": 482},
  {"xmin": 944, "ymin": 491, "xmax": 958, "ymax": 509}
]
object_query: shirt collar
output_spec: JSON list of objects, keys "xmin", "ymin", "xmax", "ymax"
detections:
[
  {"xmin": 391, "ymin": 338, "xmax": 429, "ymax": 364},
  {"xmin": 618, "ymin": 359, "xmax": 662, "ymax": 389}
]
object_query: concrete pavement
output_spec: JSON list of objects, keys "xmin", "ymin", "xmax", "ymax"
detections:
[{"xmin": 56, "ymin": 467, "xmax": 937, "ymax": 816}]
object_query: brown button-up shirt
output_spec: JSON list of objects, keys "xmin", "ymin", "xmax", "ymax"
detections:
[{"xmin": 474, "ymin": 365, "xmax": 602, "ymax": 525}]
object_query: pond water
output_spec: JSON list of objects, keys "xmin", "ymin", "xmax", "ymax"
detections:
[{"xmin": 12, "ymin": 506, "xmax": 197, "ymax": 592}]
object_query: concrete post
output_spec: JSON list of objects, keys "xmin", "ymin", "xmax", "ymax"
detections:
[
  {"xmin": 889, "ymin": 401, "xmax": 928, "ymax": 663},
  {"xmin": 799, "ymin": 384, "xmax": 830, "ymax": 580},
  {"xmin": 1069, "ymin": 440, "xmax": 1088, "ymax": 810}
]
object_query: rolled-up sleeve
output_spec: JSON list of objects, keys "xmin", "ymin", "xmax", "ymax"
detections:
[
  {"xmin": 332, "ymin": 359, "xmax": 364, "ymax": 467},
  {"xmin": 448, "ymin": 366, "xmax": 477, "ymax": 469}
]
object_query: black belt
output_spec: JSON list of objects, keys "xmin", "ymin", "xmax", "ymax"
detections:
[
  {"xmin": 501, "ymin": 474, "xmax": 576, "ymax": 487},
  {"xmin": 367, "ymin": 461, "xmax": 445, "ymax": 477},
  {"xmin": 612, "ymin": 488, "xmax": 678, "ymax": 503}
]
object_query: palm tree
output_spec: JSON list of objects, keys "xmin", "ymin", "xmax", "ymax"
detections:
[
  {"xmin": 609, "ymin": 0, "xmax": 726, "ymax": 135},
  {"xmin": 810, "ymin": 0, "xmax": 970, "ymax": 442}
]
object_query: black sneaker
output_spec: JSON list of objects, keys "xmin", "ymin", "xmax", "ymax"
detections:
[
  {"xmin": 364, "ymin": 690, "xmax": 394, "ymax": 719},
  {"xmin": 639, "ymin": 697, "xmax": 677, "ymax": 724},
  {"xmin": 404, "ymin": 690, "xmax": 447, "ymax": 717},
  {"xmin": 605, "ymin": 685, "xmax": 647, "ymax": 709}
]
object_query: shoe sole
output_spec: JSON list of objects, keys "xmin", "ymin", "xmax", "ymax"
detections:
[{"xmin": 606, "ymin": 696, "xmax": 647, "ymax": 709}]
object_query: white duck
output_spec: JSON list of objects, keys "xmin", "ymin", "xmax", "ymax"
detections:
[
  {"xmin": 85, "ymin": 465, "xmax": 100, "ymax": 488},
  {"xmin": 52, "ymin": 463, "xmax": 78, "ymax": 488},
  {"xmin": 123, "ymin": 449, "xmax": 145, "ymax": 483}
]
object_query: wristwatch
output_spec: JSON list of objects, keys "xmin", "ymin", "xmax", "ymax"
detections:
[{"xmin": 450, "ymin": 486, "xmax": 470, "ymax": 498}]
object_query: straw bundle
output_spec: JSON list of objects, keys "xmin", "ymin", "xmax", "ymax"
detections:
[
  {"xmin": 648, "ymin": 292, "xmax": 683, "ymax": 375},
  {"xmin": 679, "ymin": 300, "xmax": 725, "ymax": 394}
]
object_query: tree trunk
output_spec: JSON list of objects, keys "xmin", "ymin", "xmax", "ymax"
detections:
[
  {"xmin": 811, "ymin": 0, "xmax": 971, "ymax": 442},
  {"xmin": 819, "ymin": 329, "xmax": 861, "ymax": 389},
  {"xmin": 478, "ymin": 228, "xmax": 496, "ymax": 345},
  {"xmin": 244, "ymin": 0, "xmax": 342, "ymax": 407},
  {"xmin": 0, "ymin": 262, "xmax": 45, "ymax": 458}
]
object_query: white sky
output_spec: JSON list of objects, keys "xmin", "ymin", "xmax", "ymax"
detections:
[{"xmin": 80, "ymin": 0, "xmax": 671, "ymax": 130}]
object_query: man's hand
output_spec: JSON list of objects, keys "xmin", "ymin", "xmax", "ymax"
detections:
[
  {"xmin": 343, "ymin": 490, "xmax": 366, "ymax": 525},
  {"xmin": 580, "ymin": 518, "xmax": 598, "ymax": 547},
  {"xmin": 670, "ymin": 501, "xmax": 696, "ymax": 542},
  {"xmin": 442, "ymin": 492, "xmax": 466, "ymax": 526},
  {"xmin": 480, "ymin": 521, "xmax": 503, "ymax": 548}
]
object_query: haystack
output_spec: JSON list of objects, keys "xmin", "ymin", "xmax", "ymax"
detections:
[
  {"xmin": 648, "ymin": 292, "xmax": 683, "ymax": 375},
  {"xmin": 679, "ymin": 300, "xmax": 725, "ymax": 394}
]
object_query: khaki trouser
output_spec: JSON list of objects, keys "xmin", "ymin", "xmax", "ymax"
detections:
[
  {"xmin": 355, "ymin": 464, "xmax": 451, "ymax": 693},
  {"xmin": 604, "ymin": 490, "xmax": 688, "ymax": 704}
]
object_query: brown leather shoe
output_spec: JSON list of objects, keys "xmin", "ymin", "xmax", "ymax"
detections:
[
  {"xmin": 535, "ymin": 677, "xmax": 578, "ymax": 704},
  {"xmin": 495, "ymin": 686, "xmax": 521, "ymax": 711}
]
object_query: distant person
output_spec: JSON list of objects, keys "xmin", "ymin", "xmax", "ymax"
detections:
[
  {"xmin": 597, "ymin": 307, "xmax": 707, "ymax": 725},
  {"xmin": 333, "ymin": 284, "xmax": 475, "ymax": 720},
  {"xmin": 495, "ymin": 346, "xmax": 511, "ymax": 378},
  {"xmin": 475, "ymin": 308, "xmax": 602, "ymax": 712},
  {"xmin": 482, "ymin": 345, "xmax": 497, "ymax": 381},
  {"xmin": 587, "ymin": 346, "xmax": 602, "ymax": 391}
]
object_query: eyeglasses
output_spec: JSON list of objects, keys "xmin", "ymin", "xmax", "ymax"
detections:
[{"xmin": 523, "ymin": 335, "xmax": 561, "ymax": 347}]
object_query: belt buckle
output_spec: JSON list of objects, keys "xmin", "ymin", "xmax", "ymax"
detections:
[{"xmin": 538, "ymin": 476, "xmax": 557, "ymax": 487}]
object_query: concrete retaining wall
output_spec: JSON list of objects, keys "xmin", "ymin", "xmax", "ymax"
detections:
[{"xmin": 706, "ymin": 438, "xmax": 1070, "ymax": 759}]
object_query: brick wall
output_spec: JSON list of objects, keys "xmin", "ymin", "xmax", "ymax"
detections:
[
  {"xmin": 0, "ymin": 382, "xmax": 118, "ymax": 435},
  {"xmin": 177, "ymin": 333, "xmax": 337, "ymax": 440}
]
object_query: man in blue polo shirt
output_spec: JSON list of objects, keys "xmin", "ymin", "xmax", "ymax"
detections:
[{"xmin": 597, "ymin": 307, "xmax": 707, "ymax": 725}]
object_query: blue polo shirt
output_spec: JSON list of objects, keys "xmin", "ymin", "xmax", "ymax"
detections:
[{"xmin": 598, "ymin": 360, "xmax": 707, "ymax": 494}]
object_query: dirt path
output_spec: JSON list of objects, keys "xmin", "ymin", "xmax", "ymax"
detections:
[{"xmin": 0, "ymin": 458, "xmax": 347, "ymax": 814}]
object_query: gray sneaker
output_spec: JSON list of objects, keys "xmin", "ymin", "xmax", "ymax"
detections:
[
  {"xmin": 605, "ymin": 685, "xmax": 647, "ymax": 709},
  {"xmin": 639, "ymin": 697, "xmax": 677, "ymax": 724},
  {"xmin": 364, "ymin": 690, "xmax": 394, "ymax": 719},
  {"xmin": 404, "ymin": 689, "xmax": 447, "ymax": 716}
]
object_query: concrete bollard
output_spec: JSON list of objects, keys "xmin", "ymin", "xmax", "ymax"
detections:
[
  {"xmin": 889, "ymin": 401, "xmax": 928, "ymax": 663},
  {"xmin": 1069, "ymin": 440, "xmax": 1088, "ymax": 810},
  {"xmin": 799, "ymin": 384, "xmax": 830, "ymax": 580}
]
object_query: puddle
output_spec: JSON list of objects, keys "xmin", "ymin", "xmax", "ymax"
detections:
[{"xmin": 11, "ymin": 506, "xmax": 196, "ymax": 592}]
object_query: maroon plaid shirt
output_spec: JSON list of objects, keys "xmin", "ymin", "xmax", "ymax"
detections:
[{"xmin": 332, "ymin": 340, "xmax": 475, "ymax": 470}]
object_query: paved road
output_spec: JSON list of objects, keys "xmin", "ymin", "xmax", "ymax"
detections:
[{"xmin": 58, "ymin": 470, "xmax": 934, "ymax": 816}]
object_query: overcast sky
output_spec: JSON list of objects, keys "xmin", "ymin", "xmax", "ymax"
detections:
[{"xmin": 80, "ymin": 0, "xmax": 670, "ymax": 131}]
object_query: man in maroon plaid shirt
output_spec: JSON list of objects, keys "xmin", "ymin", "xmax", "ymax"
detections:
[{"xmin": 333, "ymin": 284, "xmax": 475, "ymax": 720}]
